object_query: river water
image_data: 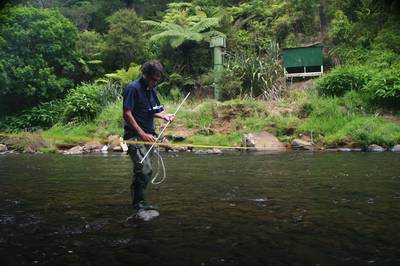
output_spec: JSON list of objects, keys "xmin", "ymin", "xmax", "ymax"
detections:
[{"xmin": 0, "ymin": 152, "xmax": 399, "ymax": 265}]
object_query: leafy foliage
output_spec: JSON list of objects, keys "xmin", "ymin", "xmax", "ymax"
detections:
[
  {"xmin": 62, "ymin": 79, "xmax": 123, "ymax": 123},
  {"xmin": 76, "ymin": 30, "xmax": 105, "ymax": 81},
  {"xmin": 316, "ymin": 66, "xmax": 371, "ymax": 97},
  {"xmin": 103, "ymin": 9, "xmax": 147, "ymax": 71},
  {"xmin": 0, "ymin": 5, "xmax": 78, "ymax": 114},
  {"xmin": 364, "ymin": 68, "xmax": 400, "ymax": 108},
  {"xmin": 222, "ymin": 42, "xmax": 283, "ymax": 100},
  {"xmin": 105, "ymin": 64, "xmax": 141, "ymax": 86}
]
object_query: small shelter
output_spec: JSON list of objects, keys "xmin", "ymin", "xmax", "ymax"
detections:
[{"xmin": 282, "ymin": 46, "xmax": 324, "ymax": 82}]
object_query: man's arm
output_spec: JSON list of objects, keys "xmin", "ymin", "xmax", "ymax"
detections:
[
  {"xmin": 154, "ymin": 111, "xmax": 176, "ymax": 122},
  {"xmin": 123, "ymin": 109, "xmax": 156, "ymax": 142}
]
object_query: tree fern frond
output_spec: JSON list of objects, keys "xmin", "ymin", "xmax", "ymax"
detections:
[
  {"xmin": 141, "ymin": 20, "xmax": 163, "ymax": 29},
  {"xmin": 202, "ymin": 30, "xmax": 225, "ymax": 41},
  {"xmin": 170, "ymin": 36, "xmax": 186, "ymax": 48},
  {"xmin": 190, "ymin": 17, "xmax": 220, "ymax": 33}
]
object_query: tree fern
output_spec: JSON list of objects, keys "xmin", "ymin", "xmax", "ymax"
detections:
[{"xmin": 190, "ymin": 17, "xmax": 219, "ymax": 33}]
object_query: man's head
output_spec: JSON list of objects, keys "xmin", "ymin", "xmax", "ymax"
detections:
[{"xmin": 141, "ymin": 60, "xmax": 164, "ymax": 88}]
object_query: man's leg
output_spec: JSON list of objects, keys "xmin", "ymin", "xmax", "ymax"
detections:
[{"xmin": 128, "ymin": 142, "xmax": 154, "ymax": 209}]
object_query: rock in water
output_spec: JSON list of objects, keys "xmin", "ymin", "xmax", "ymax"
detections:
[
  {"xmin": 138, "ymin": 210, "xmax": 159, "ymax": 221},
  {"xmin": 126, "ymin": 210, "xmax": 159, "ymax": 223}
]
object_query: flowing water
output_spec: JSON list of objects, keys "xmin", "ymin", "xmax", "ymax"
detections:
[{"xmin": 0, "ymin": 152, "xmax": 399, "ymax": 265}]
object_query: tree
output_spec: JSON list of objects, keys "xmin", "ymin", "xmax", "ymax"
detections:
[
  {"xmin": 76, "ymin": 30, "xmax": 105, "ymax": 81},
  {"xmin": 0, "ymin": 5, "xmax": 79, "ymax": 114},
  {"xmin": 102, "ymin": 8, "xmax": 147, "ymax": 71},
  {"xmin": 142, "ymin": 3, "xmax": 223, "ymax": 75}
]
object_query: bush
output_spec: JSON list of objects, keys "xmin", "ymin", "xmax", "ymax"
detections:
[
  {"xmin": 223, "ymin": 42, "xmax": 283, "ymax": 99},
  {"xmin": 0, "ymin": 6, "xmax": 78, "ymax": 113},
  {"xmin": 329, "ymin": 10, "xmax": 352, "ymax": 45},
  {"xmin": 364, "ymin": 67, "xmax": 400, "ymax": 109},
  {"xmin": 63, "ymin": 83, "xmax": 102, "ymax": 122},
  {"xmin": 157, "ymin": 72, "xmax": 193, "ymax": 101},
  {"xmin": 105, "ymin": 64, "xmax": 141, "ymax": 87},
  {"xmin": 325, "ymin": 117, "xmax": 400, "ymax": 147},
  {"xmin": 316, "ymin": 65, "xmax": 371, "ymax": 97},
  {"xmin": 0, "ymin": 100, "xmax": 64, "ymax": 132}
]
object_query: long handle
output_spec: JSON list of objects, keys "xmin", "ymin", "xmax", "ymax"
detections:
[{"xmin": 140, "ymin": 92, "xmax": 190, "ymax": 164}]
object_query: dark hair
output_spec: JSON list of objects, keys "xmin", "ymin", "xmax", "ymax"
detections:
[{"xmin": 141, "ymin": 60, "xmax": 164, "ymax": 76}]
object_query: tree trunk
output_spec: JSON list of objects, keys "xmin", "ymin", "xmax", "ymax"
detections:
[{"xmin": 319, "ymin": 0, "xmax": 328, "ymax": 41}]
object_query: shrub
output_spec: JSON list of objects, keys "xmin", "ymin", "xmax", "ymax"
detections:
[
  {"xmin": 0, "ymin": 6, "xmax": 78, "ymax": 113},
  {"xmin": 364, "ymin": 67, "xmax": 400, "ymax": 109},
  {"xmin": 23, "ymin": 100, "xmax": 64, "ymax": 129},
  {"xmin": 223, "ymin": 42, "xmax": 283, "ymax": 99},
  {"xmin": 342, "ymin": 90, "xmax": 369, "ymax": 113},
  {"xmin": 316, "ymin": 65, "xmax": 371, "ymax": 97},
  {"xmin": 0, "ymin": 100, "xmax": 64, "ymax": 132},
  {"xmin": 157, "ymin": 72, "xmax": 193, "ymax": 101},
  {"xmin": 325, "ymin": 117, "xmax": 400, "ymax": 147},
  {"xmin": 105, "ymin": 64, "xmax": 141, "ymax": 87},
  {"xmin": 329, "ymin": 10, "xmax": 352, "ymax": 45},
  {"xmin": 63, "ymin": 83, "xmax": 102, "ymax": 122}
]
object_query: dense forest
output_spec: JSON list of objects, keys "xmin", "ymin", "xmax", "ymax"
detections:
[{"xmin": 0, "ymin": 0, "xmax": 399, "ymax": 148}]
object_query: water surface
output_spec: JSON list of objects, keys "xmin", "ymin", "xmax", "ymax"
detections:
[{"xmin": 0, "ymin": 152, "xmax": 399, "ymax": 265}]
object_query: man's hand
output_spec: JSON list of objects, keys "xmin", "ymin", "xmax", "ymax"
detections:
[
  {"xmin": 140, "ymin": 132, "xmax": 156, "ymax": 143},
  {"xmin": 163, "ymin": 114, "xmax": 176, "ymax": 122}
]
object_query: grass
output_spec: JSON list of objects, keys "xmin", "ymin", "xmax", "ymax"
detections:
[
  {"xmin": 34, "ymin": 88, "xmax": 400, "ymax": 149},
  {"xmin": 187, "ymin": 132, "xmax": 243, "ymax": 147},
  {"xmin": 297, "ymin": 95, "xmax": 400, "ymax": 147}
]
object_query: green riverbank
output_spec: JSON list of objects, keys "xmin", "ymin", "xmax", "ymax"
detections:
[{"xmin": 2, "ymin": 86, "xmax": 400, "ymax": 153}]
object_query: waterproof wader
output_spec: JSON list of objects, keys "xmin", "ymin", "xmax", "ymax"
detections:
[{"xmin": 124, "ymin": 132, "xmax": 154, "ymax": 207}]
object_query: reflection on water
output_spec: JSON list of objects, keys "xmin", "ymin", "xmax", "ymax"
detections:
[{"xmin": 0, "ymin": 152, "xmax": 399, "ymax": 265}]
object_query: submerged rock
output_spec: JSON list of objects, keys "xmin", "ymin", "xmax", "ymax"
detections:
[
  {"xmin": 194, "ymin": 148, "xmax": 223, "ymax": 155},
  {"xmin": 367, "ymin": 144, "xmax": 385, "ymax": 152},
  {"xmin": 126, "ymin": 210, "xmax": 159, "ymax": 223},
  {"xmin": 391, "ymin": 145, "xmax": 400, "ymax": 152},
  {"xmin": 243, "ymin": 132, "xmax": 286, "ymax": 151},
  {"xmin": 338, "ymin": 147, "xmax": 362, "ymax": 152}
]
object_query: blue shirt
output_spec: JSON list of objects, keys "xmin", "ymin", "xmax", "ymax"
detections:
[{"xmin": 123, "ymin": 76, "xmax": 161, "ymax": 134}]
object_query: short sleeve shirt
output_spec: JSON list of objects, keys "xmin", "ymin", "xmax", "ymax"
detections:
[{"xmin": 123, "ymin": 76, "xmax": 161, "ymax": 134}]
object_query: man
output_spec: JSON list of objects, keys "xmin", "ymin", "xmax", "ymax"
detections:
[{"xmin": 123, "ymin": 60, "xmax": 175, "ymax": 211}]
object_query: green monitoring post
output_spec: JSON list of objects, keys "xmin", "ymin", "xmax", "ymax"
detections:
[{"xmin": 210, "ymin": 36, "xmax": 226, "ymax": 101}]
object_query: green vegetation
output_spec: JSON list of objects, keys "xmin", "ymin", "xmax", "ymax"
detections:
[
  {"xmin": 0, "ymin": 5, "xmax": 78, "ymax": 114},
  {"xmin": 1, "ymin": 0, "xmax": 400, "ymax": 150}
]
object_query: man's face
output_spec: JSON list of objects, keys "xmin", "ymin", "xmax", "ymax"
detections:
[{"xmin": 144, "ymin": 72, "xmax": 161, "ymax": 89}]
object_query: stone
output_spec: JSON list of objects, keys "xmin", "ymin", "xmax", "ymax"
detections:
[
  {"xmin": 113, "ymin": 146, "xmax": 123, "ymax": 152},
  {"xmin": 64, "ymin": 145, "xmax": 84, "ymax": 155},
  {"xmin": 242, "ymin": 132, "xmax": 286, "ymax": 151},
  {"xmin": 126, "ymin": 210, "xmax": 159, "ymax": 223},
  {"xmin": 194, "ymin": 148, "xmax": 223, "ymax": 155},
  {"xmin": 171, "ymin": 135, "xmax": 186, "ymax": 141},
  {"xmin": 83, "ymin": 141, "xmax": 103, "ymax": 153},
  {"xmin": 291, "ymin": 139, "xmax": 314, "ymax": 151},
  {"xmin": 0, "ymin": 144, "xmax": 7, "ymax": 152},
  {"xmin": 338, "ymin": 147, "xmax": 362, "ymax": 152},
  {"xmin": 119, "ymin": 137, "xmax": 128, "ymax": 152},
  {"xmin": 367, "ymin": 144, "xmax": 385, "ymax": 152},
  {"xmin": 391, "ymin": 145, "xmax": 400, "ymax": 152},
  {"xmin": 107, "ymin": 135, "xmax": 120, "ymax": 150},
  {"xmin": 101, "ymin": 145, "xmax": 108, "ymax": 152}
]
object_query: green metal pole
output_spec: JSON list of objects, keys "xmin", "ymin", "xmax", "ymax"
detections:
[{"xmin": 214, "ymin": 46, "xmax": 222, "ymax": 101}]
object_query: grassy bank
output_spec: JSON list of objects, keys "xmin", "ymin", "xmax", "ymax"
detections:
[{"xmin": 30, "ymin": 87, "xmax": 400, "ymax": 150}]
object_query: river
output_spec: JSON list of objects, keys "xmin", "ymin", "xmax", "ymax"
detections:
[{"xmin": 0, "ymin": 152, "xmax": 399, "ymax": 265}]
